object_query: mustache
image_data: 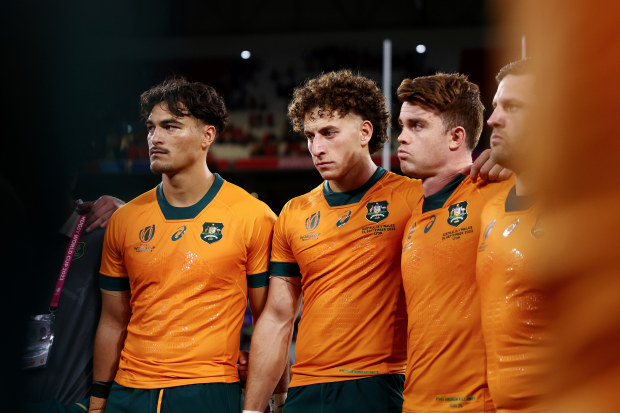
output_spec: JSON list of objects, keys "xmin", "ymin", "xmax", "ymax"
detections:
[{"xmin": 149, "ymin": 146, "xmax": 169, "ymax": 156}]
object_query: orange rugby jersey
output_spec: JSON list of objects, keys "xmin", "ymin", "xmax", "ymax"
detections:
[
  {"xmin": 476, "ymin": 185, "xmax": 548, "ymax": 412},
  {"xmin": 401, "ymin": 174, "xmax": 512, "ymax": 413},
  {"xmin": 271, "ymin": 167, "xmax": 423, "ymax": 387},
  {"xmin": 99, "ymin": 174, "xmax": 276, "ymax": 389}
]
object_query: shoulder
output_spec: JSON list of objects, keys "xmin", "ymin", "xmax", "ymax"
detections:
[
  {"xmin": 380, "ymin": 171, "xmax": 422, "ymax": 191},
  {"xmin": 218, "ymin": 179, "xmax": 276, "ymax": 220},
  {"xmin": 278, "ymin": 183, "xmax": 324, "ymax": 217},
  {"xmin": 109, "ymin": 187, "xmax": 157, "ymax": 223}
]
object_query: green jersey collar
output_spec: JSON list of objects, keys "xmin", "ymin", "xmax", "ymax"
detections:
[{"xmin": 157, "ymin": 173, "xmax": 224, "ymax": 220}]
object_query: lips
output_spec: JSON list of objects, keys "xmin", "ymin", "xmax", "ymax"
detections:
[
  {"xmin": 149, "ymin": 147, "xmax": 168, "ymax": 156},
  {"xmin": 397, "ymin": 148, "xmax": 410, "ymax": 159}
]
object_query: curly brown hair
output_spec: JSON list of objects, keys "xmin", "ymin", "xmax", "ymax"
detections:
[
  {"xmin": 396, "ymin": 73, "xmax": 484, "ymax": 150},
  {"xmin": 140, "ymin": 77, "xmax": 229, "ymax": 134},
  {"xmin": 288, "ymin": 70, "xmax": 390, "ymax": 154}
]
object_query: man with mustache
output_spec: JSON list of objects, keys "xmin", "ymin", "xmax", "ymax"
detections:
[
  {"xmin": 396, "ymin": 73, "xmax": 513, "ymax": 412},
  {"xmin": 88, "ymin": 77, "xmax": 278, "ymax": 413}
]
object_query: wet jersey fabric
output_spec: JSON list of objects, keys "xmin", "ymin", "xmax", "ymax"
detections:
[
  {"xmin": 99, "ymin": 174, "xmax": 276, "ymax": 389},
  {"xmin": 401, "ymin": 175, "xmax": 512, "ymax": 412},
  {"xmin": 476, "ymin": 185, "xmax": 548, "ymax": 412},
  {"xmin": 271, "ymin": 167, "xmax": 424, "ymax": 387}
]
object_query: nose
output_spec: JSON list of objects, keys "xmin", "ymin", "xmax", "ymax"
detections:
[
  {"xmin": 397, "ymin": 130, "xmax": 409, "ymax": 145},
  {"xmin": 487, "ymin": 107, "xmax": 502, "ymax": 128},
  {"xmin": 308, "ymin": 135, "xmax": 326, "ymax": 157},
  {"xmin": 149, "ymin": 126, "xmax": 164, "ymax": 145}
]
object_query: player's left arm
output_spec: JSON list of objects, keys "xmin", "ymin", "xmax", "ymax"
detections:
[{"xmin": 461, "ymin": 148, "xmax": 513, "ymax": 182}]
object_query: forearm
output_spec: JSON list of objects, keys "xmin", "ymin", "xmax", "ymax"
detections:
[
  {"xmin": 243, "ymin": 315, "xmax": 294, "ymax": 411},
  {"xmin": 92, "ymin": 318, "xmax": 127, "ymax": 381}
]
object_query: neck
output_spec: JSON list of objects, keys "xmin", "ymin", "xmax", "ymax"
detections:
[
  {"xmin": 421, "ymin": 160, "xmax": 470, "ymax": 197},
  {"xmin": 328, "ymin": 155, "xmax": 378, "ymax": 193},
  {"xmin": 162, "ymin": 164, "xmax": 215, "ymax": 207},
  {"xmin": 514, "ymin": 171, "xmax": 535, "ymax": 197}
]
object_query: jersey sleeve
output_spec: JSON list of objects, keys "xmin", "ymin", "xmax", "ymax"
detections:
[
  {"xmin": 245, "ymin": 202, "xmax": 277, "ymax": 288},
  {"xmin": 98, "ymin": 210, "xmax": 130, "ymax": 291},
  {"xmin": 270, "ymin": 201, "xmax": 301, "ymax": 278}
]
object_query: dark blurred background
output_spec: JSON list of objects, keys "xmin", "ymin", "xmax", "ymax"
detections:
[{"xmin": 3, "ymin": 0, "xmax": 523, "ymax": 409}]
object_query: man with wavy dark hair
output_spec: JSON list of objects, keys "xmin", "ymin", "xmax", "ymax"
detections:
[{"xmin": 89, "ymin": 77, "xmax": 278, "ymax": 413}]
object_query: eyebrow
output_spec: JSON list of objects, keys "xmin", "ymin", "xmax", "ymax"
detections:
[{"xmin": 146, "ymin": 118, "xmax": 183, "ymax": 126}]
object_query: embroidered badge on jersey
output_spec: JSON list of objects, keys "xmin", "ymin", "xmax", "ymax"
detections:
[
  {"xmin": 447, "ymin": 201, "xmax": 468, "ymax": 227},
  {"xmin": 336, "ymin": 210, "xmax": 351, "ymax": 227},
  {"xmin": 171, "ymin": 225, "xmax": 186, "ymax": 241},
  {"xmin": 366, "ymin": 201, "xmax": 389, "ymax": 223},
  {"xmin": 200, "ymin": 222, "xmax": 224, "ymax": 244}
]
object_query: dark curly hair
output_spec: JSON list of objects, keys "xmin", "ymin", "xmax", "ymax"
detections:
[
  {"xmin": 288, "ymin": 70, "xmax": 390, "ymax": 154},
  {"xmin": 397, "ymin": 73, "xmax": 484, "ymax": 150},
  {"xmin": 140, "ymin": 77, "xmax": 228, "ymax": 134}
]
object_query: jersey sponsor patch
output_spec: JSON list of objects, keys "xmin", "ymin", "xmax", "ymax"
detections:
[
  {"xmin": 424, "ymin": 215, "xmax": 436, "ymax": 233},
  {"xmin": 503, "ymin": 219, "xmax": 519, "ymax": 237},
  {"xmin": 171, "ymin": 225, "xmax": 186, "ymax": 241},
  {"xmin": 200, "ymin": 222, "xmax": 224, "ymax": 244},
  {"xmin": 447, "ymin": 201, "xmax": 468, "ymax": 227},
  {"xmin": 336, "ymin": 210, "xmax": 351, "ymax": 227},
  {"xmin": 366, "ymin": 201, "xmax": 389, "ymax": 223}
]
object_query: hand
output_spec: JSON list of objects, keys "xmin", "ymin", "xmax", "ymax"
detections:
[
  {"xmin": 237, "ymin": 350, "xmax": 249, "ymax": 383},
  {"xmin": 88, "ymin": 395, "xmax": 106, "ymax": 412},
  {"xmin": 78, "ymin": 196, "xmax": 125, "ymax": 232},
  {"xmin": 460, "ymin": 148, "xmax": 513, "ymax": 183}
]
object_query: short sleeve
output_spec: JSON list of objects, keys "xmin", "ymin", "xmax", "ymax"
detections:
[
  {"xmin": 270, "ymin": 202, "xmax": 301, "ymax": 277},
  {"xmin": 245, "ymin": 203, "xmax": 277, "ymax": 288},
  {"xmin": 98, "ymin": 211, "xmax": 130, "ymax": 291}
]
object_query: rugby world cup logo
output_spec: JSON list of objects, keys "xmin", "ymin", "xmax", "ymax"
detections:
[
  {"xmin": 139, "ymin": 225, "xmax": 156, "ymax": 242},
  {"xmin": 305, "ymin": 211, "xmax": 321, "ymax": 231}
]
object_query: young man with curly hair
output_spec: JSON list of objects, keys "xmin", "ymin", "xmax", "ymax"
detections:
[
  {"xmin": 241, "ymin": 69, "xmax": 422, "ymax": 413},
  {"xmin": 89, "ymin": 78, "xmax": 278, "ymax": 413},
  {"xmin": 396, "ymin": 73, "xmax": 513, "ymax": 412}
]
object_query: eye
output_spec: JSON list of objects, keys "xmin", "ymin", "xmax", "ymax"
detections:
[
  {"xmin": 325, "ymin": 129, "xmax": 335, "ymax": 137},
  {"xmin": 146, "ymin": 125, "xmax": 155, "ymax": 134}
]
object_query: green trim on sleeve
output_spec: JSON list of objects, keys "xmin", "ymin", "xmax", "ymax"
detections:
[
  {"xmin": 270, "ymin": 262, "xmax": 301, "ymax": 277},
  {"xmin": 98, "ymin": 273, "xmax": 130, "ymax": 291},
  {"xmin": 247, "ymin": 271, "xmax": 270, "ymax": 288}
]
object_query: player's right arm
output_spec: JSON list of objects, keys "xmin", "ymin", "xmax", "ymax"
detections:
[
  {"xmin": 88, "ymin": 211, "xmax": 131, "ymax": 413},
  {"xmin": 89, "ymin": 289, "xmax": 131, "ymax": 412},
  {"xmin": 243, "ymin": 275, "xmax": 302, "ymax": 412}
]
